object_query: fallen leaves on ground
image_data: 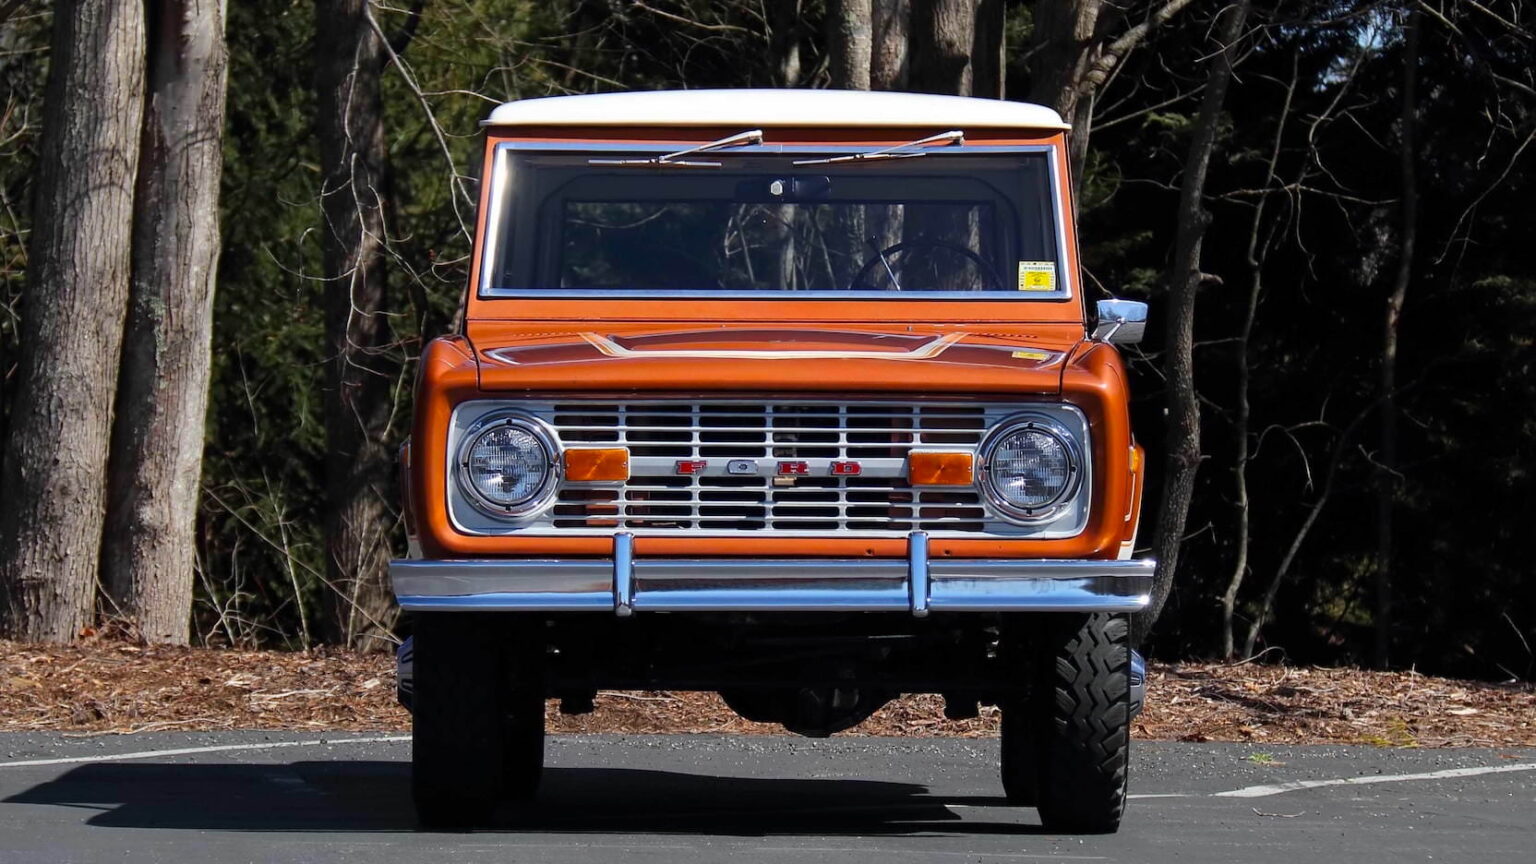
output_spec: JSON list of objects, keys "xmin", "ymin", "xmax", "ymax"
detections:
[{"xmin": 1, "ymin": 639, "xmax": 1532, "ymax": 746}]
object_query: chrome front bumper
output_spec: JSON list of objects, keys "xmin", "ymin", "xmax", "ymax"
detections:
[{"xmin": 392, "ymin": 533, "xmax": 1153, "ymax": 616}]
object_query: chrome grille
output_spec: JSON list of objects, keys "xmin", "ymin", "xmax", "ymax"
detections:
[
  {"xmin": 550, "ymin": 402, "xmax": 989, "ymax": 533},
  {"xmin": 445, "ymin": 398, "xmax": 1091, "ymax": 539}
]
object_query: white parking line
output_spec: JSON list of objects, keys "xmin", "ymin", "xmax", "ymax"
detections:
[
  {"xmin": 757, "ymin": 850, "xmax": 1106, "ymax": 861},
  {"xmin": 3, "ymin": 737, "xmax": 1530, "ymax": 809},
  {"xmin": 1213, "ymin": 762, "xmax": 1536, "ymax": 798},
  {"xmin": 0, "ymin": 735, "xmax": 410, "ymax": 769}
]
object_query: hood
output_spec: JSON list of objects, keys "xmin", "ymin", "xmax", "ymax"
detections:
[{"xmin": 466, "ymin": 323, "xmax": 1085, "ymax": 396}]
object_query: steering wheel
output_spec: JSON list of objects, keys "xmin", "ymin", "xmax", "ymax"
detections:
[{"xmin": 849, "ymin": 239, "xmax": 1008, "ymax": 292}]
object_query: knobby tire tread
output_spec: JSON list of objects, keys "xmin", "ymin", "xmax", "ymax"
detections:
[{"xmin": 1035, "ymin": 613, "xmax": 1130, "ymax": 833}]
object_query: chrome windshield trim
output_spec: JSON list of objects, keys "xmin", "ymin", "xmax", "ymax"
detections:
[
  {"xmin": 491, "ymin": 141, "xmax": 1056, "ymax": 155},
  {"xmin": 478, "ymin": 289, "xmax": 1075, "ymax": 301},
  {"xmin": 1046, "ymin": 142, "xmax": 1076, "ymax": 303},
  {"xmin": 476, "ymin": 141, "xmax": 1073, "ymax": 303}
]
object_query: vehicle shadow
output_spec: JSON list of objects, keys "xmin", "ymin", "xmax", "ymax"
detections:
[{"xmin": 5, "ymin": 760, "xmax": 1050, "ymax": 836}]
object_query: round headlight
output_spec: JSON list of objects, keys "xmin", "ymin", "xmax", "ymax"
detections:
[
  {"xmin": 980, "ymin": 418, "xmax": 1081, "ymax": 520},
  {"xmin": 459, "ymin": 418, "xmax": 555, "ymax": 513}
]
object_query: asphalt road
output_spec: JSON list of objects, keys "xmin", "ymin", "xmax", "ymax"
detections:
[{"xmin": 1, "ymin": 732, "xmax": 1532, "ymax": 863}]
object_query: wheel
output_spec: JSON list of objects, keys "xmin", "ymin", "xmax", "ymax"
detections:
[
  {"xmin": 500, "ymin": 642, "xmax": 546, "ymax": 801},
  {"xmin": 411, "ymin": 613, "xmax": 547, "ymax": 828},
  {"xmin": 1000, "ymin": 613, "xmax": 1130, "ymax": 834},
  {"xmin": 999, "ymin": 703, "xmax": 1037, "ymax": 805}
]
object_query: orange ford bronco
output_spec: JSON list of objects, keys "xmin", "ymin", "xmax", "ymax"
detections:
[{"xmin": 393, "ymin": 89, "xmax": 1151, "ymax": 832}]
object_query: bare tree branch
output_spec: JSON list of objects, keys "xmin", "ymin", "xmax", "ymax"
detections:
[
  {"xmin": 1433, "ymin": 123, "xmax": 1536, "ymax": 265},
  {"xmin": 386, "ymin": 0, "xmax": 427, "ymax": 56},
  {"xmin": 1241, "ymin": 404, "xmax": 1372, "ymax": 658},
  {"xmin": 0, "ymin": 0, "xmax": 28, "ymax": 29},
  {"xmin": 1094, "ymin": 81, "xmax": 1208, "ymax": 131},
  {"xmin": 1219, "ymin": 52, "xmax": 1297, "ymax": 659},
  {"xmin": 1080, "ymin": 0, "xmax": 1200, "ymax": 96},
  {"xmin": 363, "ymin": 1, "xmax": 473, "ymax": 240},
  {"xmin": 1461, "ymin": 0, "xmax": 1533, "ymax": 40},
  {"xmin": 631, "ymin": 1, "xmax": 755, "ymax": 34}
]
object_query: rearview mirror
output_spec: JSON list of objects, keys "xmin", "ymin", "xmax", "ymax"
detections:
[
  {"xmin": 734, "ymin": 175, "xmax": 833, "ymax": 202},
  {"xmin": 1091, "ymin": 299, "xmax": 1148, "ymax": 345}
]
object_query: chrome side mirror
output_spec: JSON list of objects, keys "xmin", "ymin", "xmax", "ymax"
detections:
[{"xmin": 1091, "ymin": 298, "xmax": 1148, "ymax": 345}]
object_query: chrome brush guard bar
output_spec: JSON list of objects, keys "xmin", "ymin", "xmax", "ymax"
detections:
[{"xmin": 391, "ymin": 533, "xmax": 1153, "ymax": 617}]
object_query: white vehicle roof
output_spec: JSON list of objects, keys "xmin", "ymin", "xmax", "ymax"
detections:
[{"xmin": 485, "ymin": 89, "xmax": 1069, "ymax": 131}]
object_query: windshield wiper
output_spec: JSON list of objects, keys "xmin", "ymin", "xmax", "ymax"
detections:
[
  {"xmin": 589, "ymin": 129, "xmax": 764, "ymax": 168},
  {"xmin": 792, "ymin": 130, "xmax": 964, "ymax": 166}
]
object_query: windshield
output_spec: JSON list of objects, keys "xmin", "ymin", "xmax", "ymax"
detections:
[{"xmin": 487, "ymin": 150, "xmax": 1063, "ymax": 297}]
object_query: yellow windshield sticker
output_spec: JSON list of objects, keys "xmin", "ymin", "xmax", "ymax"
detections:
[
  {"xmin": 1011, "ymin": 350, "xmax": 1050, "ymax": 361},
  {"xmin": 1017, "ymin": 261, "xmax": 1056, "ymax": 292}
]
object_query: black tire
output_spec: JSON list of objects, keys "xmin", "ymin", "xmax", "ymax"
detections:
[
  {"xmin": 500, "ymin": 643, "xmax": 546, "ymax": 801},
  {"xmin": 1000, "ymin": 613, "xmax": 1130, "ymax": 833},
  {"xmin": 998, "ymin": 702, "xmax": 1038, "ymax": 805},
  {"xmin": 412, "ymin": 613, "xmax": 546, "ymax": 829}
]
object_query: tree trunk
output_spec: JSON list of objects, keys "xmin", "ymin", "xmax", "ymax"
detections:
[
  {"xmin": 1026, "ymin": 0, "xmax": 1197, "ymax": 199},
  {"xmin": 908, "ymin": 0, "xmax": 975, "ymax": 96},
  {"xmin": 970, "ymin": 0, "xmax": 1003, "ymax": 99},
  {"xmin": 901, "ymin": 0, "xmax": 976, "ymax": 281},
  {"xmin": 870, "ymin": 0, "xmax": 909, "ymax": 90},
  {"xmin": 826, "ymin": 0, "xmax": 872, "ymax": 278},
  {"xmin": 767, "ymin": 0, "xmax": 803, "ymax": 86},
  {"xmin": 869, "ymin": 0, "xmax": 910, "ymax": 247},
  {"xmin": 1375, "ymin": 8, "xmax": 1419, "ymax": 670},
  {"xmin": 827, "ymin": 0, "xmax": 872, "ymax": 91},
  {"xmin": 100, "ymin": 0, "xmax": 228, "ymax": 646},
  {"xmin": 1026, "ymin": 0, "xmax": 1102, "ymax": 116},
  {"xmin": 314, "ymin": 0, "xmax": 399, "ymax": 649},
  {"xmin": 0, "ymin": 0, "xmax": 144, "ymax": 643},
  {"xmin": 1134, "ymin": 0, "xmax": 1250, "ymax": 644},
  {"xmin": 1026, "ymin": 0, "xmax": 1107, "ymax": 189}
]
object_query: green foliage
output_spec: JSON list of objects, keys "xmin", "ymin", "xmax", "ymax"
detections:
[
  {"xmin": 197, "ymin": 0, "xmax": 326, "ymax": 646},
  {"xmin": 0, "ymin": 6, "xmax": 51, "ymax": 447}
]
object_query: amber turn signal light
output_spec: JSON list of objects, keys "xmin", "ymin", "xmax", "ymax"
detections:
[
  {"xmin": 563, "ymin": 448, "xmax": 630, "ymax": 482},
  {"xmin": 908, "ymin": 451, "xmax": 974, "ymax": 486}
]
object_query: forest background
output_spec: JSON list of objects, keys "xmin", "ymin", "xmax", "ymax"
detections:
[{"xmin": 0, "ymin": 0, "xmax": 1531, "ymax": 681}]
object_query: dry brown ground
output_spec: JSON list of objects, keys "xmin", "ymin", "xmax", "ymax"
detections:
[{"xmin": 2, "ymin": 638, "xmax": 1532, "ymax": 747}]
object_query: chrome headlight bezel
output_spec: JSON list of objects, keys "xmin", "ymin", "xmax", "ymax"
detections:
[
  {"xmin": 454, "ymin": 412, "xmax": 562, "ymax": 519},
  {"xmin": 977, "ymin": 413, "xmax": 1085, "ymax": 523}
]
